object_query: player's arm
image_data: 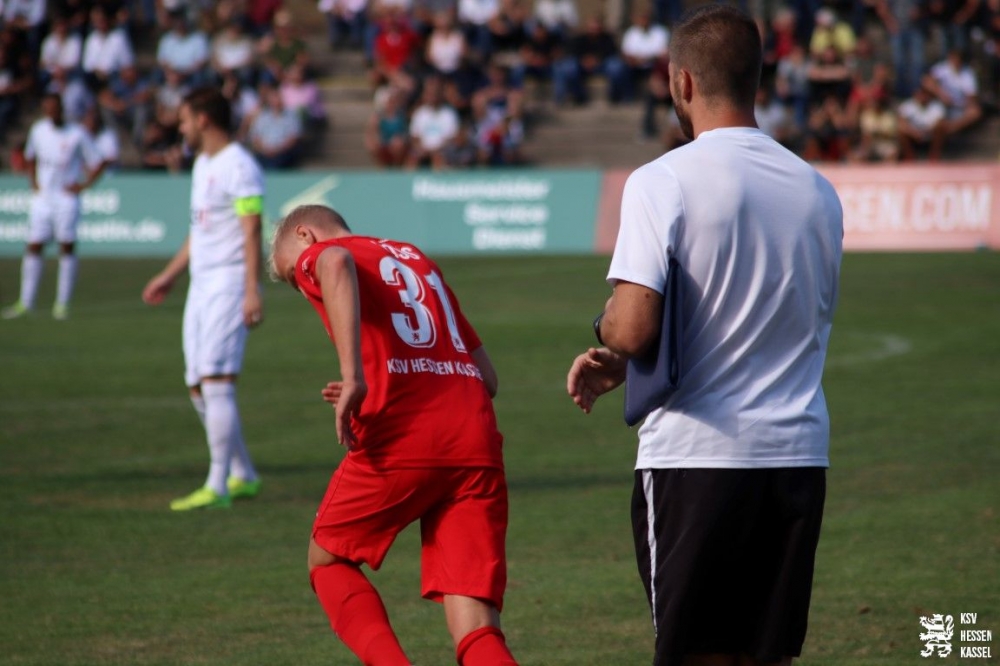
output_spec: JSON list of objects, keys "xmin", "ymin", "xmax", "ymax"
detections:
[
  {"xmin": 26, "ymin": 158, "xmax": 38, "ymax": 191},
  {"xmin": 142, "ymin": 237, "xmax": 190, "ymax": 305},
  {"xmin": 316, "ymin": 246, "xmax": 367, "ymax": 449},
  {"xmin": 237, "ymin": 204, "xmax": 264, "ymax": 328},
  {"xmin": 597, "ymin": 279, "xmax": 663, "ymax": 358},
  {"xmin": 470, "ymin": 346, "xmax": 498, "ymax": 398}
]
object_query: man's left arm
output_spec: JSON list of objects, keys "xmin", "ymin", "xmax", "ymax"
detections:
[{"xmin": 239, "ymin": 209, "xmax": 263, "ymax": 328}]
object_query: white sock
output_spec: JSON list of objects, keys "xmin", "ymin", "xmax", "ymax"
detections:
[
  {"xmin": 190, "ymin": 394, "xmax": 206, "ymax": 426},
  {"xmin": 201, "ymin": 382, "xmax": 243, "ymax": 496},
  {"xmin": 19, "ymin": 254, "xmax": 43, "ymax": 308},
  {"xmin": 56, "ymin": 254, "xmax": 78, "ymax": 307}
]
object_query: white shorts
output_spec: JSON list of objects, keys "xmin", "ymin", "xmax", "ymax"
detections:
[
  {"xmin": 182, "ymin": 282, "xmax": 248, "ymax": 387},
  {"xmin": 28, "ymin": 191, "xmax": 82, "ymax": 244}
]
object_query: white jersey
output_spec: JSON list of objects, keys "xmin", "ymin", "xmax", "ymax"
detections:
[
  {"xmin": 609, "ymin": 127, "xmax": 843, "ymax": 470},
  {"xmin": 24, "ymin": 118, "xmax": 101, "ymax": 194},
  {"xmin": 189, "ymin": 142, "xmax": 264, "ymax": 283}
]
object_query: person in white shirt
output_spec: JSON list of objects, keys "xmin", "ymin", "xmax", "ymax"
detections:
[
  {"xmin": 567, "ymin": 6, "xmax": 842, "ymax": 666},
  {"xmin": 922, "ymin": 49, "xmax": 981, "ymax": 135},
  {"xmin": 426, "ymin": 11, "xmax": 466, "ymax": 77},
  {"xmin": 407, "ymin": 76, "xmax": 460, "ymax": 170},
  {"xmin": 211, "ymin": 18, "xmax": 255, "ymax": 84},
  {"xmin": 157, "ymin": 10, "xmax": 211, "ymax": 85},
  {"xmin": 533, "ymin": 0, "xmax": 578, "ymax": 42},
  {"xmin": 81, "ymin": 104, "xmax": 120, "ymax": 171},
  {"xmin": 82, "ymin": 5, "xmax": 135, "ymax": 88},
  {"xmin": 898, "ymin": 82, "xmax": 948, "ymax": 160},
  {"xmin": 620, "ymin": 9, "xmax": 668, "ymax": 100},
  {"xmin": 2, "ymin": 94, "xmax": 105, "ymax": 321},
  {"xmin": 39, "ymin": 14, "xmax": 82, "ymax": 88},
  {"xmin": 142, "ymin": 87, "xmax": 265, "ymax": 511},
  {"xmin": 2, "ymin": 0, "xmax": 46, "ymax": 54}
]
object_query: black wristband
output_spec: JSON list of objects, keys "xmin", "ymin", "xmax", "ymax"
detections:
[{"xmin": 593, "ymin": 312, "xmax": 605, "ymax": 346}]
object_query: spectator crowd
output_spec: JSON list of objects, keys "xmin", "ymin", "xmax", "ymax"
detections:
[{"xmin": 1, "ymin": 0, "xmax": 999, "ymax": 169}]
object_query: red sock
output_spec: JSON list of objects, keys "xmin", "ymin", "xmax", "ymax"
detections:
[
  {"xmin": 456, "ymin": 626, "xmax": 518, "ymax": 666},
  {"xmin": 310, "ymin": 563, "xmax": 410, "ymax": 666}
]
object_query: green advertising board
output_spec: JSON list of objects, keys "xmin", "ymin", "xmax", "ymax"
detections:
[{"xmin": 0, "ymin": 170, "xmax": 602, "ymax": 257}]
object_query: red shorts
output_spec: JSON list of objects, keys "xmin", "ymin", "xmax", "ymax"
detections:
[{"xmin": 313, "ymin": 456, "xmax": 509, "ymax": 611}]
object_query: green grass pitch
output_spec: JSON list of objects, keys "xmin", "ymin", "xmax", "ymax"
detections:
[{"xmin": 0, "ymin": 253, "xmax": 997, "ymax": 665}]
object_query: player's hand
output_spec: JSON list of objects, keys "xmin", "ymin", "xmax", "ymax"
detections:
[
  {"xmin": 567, "ymin": 347, "xmax": 627, "ymax": 414},
  {"xmin": 243, "ymin": 289, "xmax": 263, "ymax": 329},
  {"xmin": 142, "ymin": 273, "xmax": 174, "ymax": 305},
  {"xmin": 324, "ymin": 378, "xmax": 367, "ymax": 450}
]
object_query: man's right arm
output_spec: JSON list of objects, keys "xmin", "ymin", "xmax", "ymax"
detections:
[
  {"xmin": 316, "ymin": 246, "xmax": 367, "ymax": 448},
  {"xmin": 142, "ymin": 237, "xmax": 190, "ymax": 305}
]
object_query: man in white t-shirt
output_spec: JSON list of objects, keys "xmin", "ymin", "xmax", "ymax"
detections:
[
  {"xmin": 2, "ymin": 94, "xmax": 105, "ymax": 321},
  {"xmin": 620, "ymin": 9, "xmax": 669, "ymax": 101},
  {"xmin": 567, "ymin": 6, "xmax": 842, "ymax": 666},
  {"xmin": 407, "ymin": 77, "xmax": 460, "ymax": 170},
  {"xmin": 142, "ymin": 87, "xmax": 265, "ymax": 511},
  {"xmin": 898, "ymin": 83, "xmax": 948, "ymax": 160},
  {"xmin": 157, "ymin": 10, "xmax": 211, "ymax": 85},
  {"xmin": 82, "ymin": 5, "xmax": 135, "ymax": 88},
  {"xmin": 923, "ymin": 49, "xmax": 981, "ymax": 136}
]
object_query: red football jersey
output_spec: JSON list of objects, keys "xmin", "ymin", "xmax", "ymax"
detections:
[{"xmin": 296, "ymin": 236, "xmax": 504, "ymax": 469}]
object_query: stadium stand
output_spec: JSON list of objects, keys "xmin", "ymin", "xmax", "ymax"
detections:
[{"xmin": 0, "ymin": 0, "xmax": 998, "ymax": 170}]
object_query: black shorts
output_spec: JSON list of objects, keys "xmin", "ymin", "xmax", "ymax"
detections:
[{"xmin": 631, "ymin": 467, "xmax": 826, "ymax": 666}]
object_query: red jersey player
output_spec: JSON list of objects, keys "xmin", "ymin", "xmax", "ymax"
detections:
[{"xmin": 269, "ymin": 204, "xmax": 518, "ymax": 666}]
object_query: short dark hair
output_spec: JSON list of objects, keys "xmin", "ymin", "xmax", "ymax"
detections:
[
  {"xmin": 668, "ymin": 4, "xmax": 762, "ymax": 110},
  {"xmin": 183, "ymin": 86, "xmax": 232, "ymax": 133}
]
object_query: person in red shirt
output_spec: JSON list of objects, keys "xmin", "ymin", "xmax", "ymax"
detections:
[{"xmin": 269, "ymin": 204, "xmax": 518, "ymax": 666}]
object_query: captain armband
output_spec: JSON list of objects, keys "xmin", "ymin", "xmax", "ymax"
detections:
[{"xmin": 234, "ymin": 195, "xmax": 264, "ymax": 216}]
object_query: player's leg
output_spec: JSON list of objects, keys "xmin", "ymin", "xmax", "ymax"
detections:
[
  {"xmin": 3, "ymin": 195, "xmax": 52, "ymax": 318},
  {"xmin": 309, "ymin": 462, "xmax": 436, "ymax": 665},
  {"xmin": 422, "ymin": 468, "xmax": 517, "ymax": 666},
  {"xmin": 308, "ymin": 539, "xmax": 411, "ymax": 666},
  {"xmin": 52, "ymin": 192, "xmax": 81, "ymax": 319}
]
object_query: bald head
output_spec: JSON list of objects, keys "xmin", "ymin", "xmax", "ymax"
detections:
[
  {"xmin": 268, "ymin": 205, "xmax": 352, "ymax": 282},
  {"xmin": 668, "ymin": 4, "xmax": 762, "ymax": 111}
]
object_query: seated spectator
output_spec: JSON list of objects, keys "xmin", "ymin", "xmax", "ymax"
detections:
[
  {"xmin": 444, "ymin": 121, "xmax": 480, "ymax": 167},
  {"xmin": 472, "ymin": 62, "xmax": 524, "ymax": 124},
  {"xmin": 157, "ymin": 10, "xmax": 211, "ymax": 86},
  {"xmin": 620, "ymin": 9, "xmax": 669, "ymax": 101},
  {"xmin": 459, "ymin": 0, "xmax": 500, "ymax": 57},
  {"xmin": 925, "ymin": 0, "xmax": 979, "ymax": 53},
  {"xmin": 639, "ymin": 53, "xmax": 669, "ymax": 140},
  {"xmin": 81, "ymin": 103, "xmax": 120, "ymax": 171},
  {"xmin": 364, "ymin": 86, "xmax": 409, "ymax": 167},
  {"xmin": 489, "ymin": 0, "xmax": 530, "ymax": 54},
  {"xmin": 320, "ymin": 0, "xmax": 369, "ymax": 50},
  {"xmin": 280, "ymin": 63, "xmax": 326, "ymax": 128},
  {"xmin": 475, "ymin": 109, "xmax": 523, "ymax": 164},
  {"xmin": 82, "ymin": 6, "xmax": 135, "ymax": 90},
  {"xmin": 220, "ymin": 71, "xmax": 262, "ymax": 135},
  {"xmin": 851, "ymin": 92, "xmax": 898, "ymax": 162},
  {"xmin": 371, "ymin": 8, "xmax": 420, "ymax": 87},
  {"xmin": 898, "ymin": 83, "xmax": 948, "ymax": 160},
  {"xmin": 258, "ymin": 9, "xmax": 311, "ymax": 85},
  {"xmin": 807, "ymin": 44, "xmax": 852, "ymax": 107},
  {"xmin": 533, "ymin": 0, "xmax": 579, "ymax": 45},
  {"xmin": 407, "ymin": 76, "xmax": 460, "ymax": 169},
  {"xmin": 762, "ymin": 6, "xmax": 797, "ymax": 81},
  {"xmin": 847, "ymin": 60, "xmax": 891, "ymax": 126},
  {"xmin": 211, "ymin": 18, "xmax": 256, "ymax": 85},
  {"xmin": 512, "ymin": 22, "xmax": 557, "ymax": 90},
  {"xmin": 808, "ymin": 7, "xmax": 856, "ymax": 60},
  {"xmin": 39, "ymin": 14, "xmax": 82, "ymax": 90},
  {"xmin": 154, "ymin": 67, "xmax": 191, "ymax": 135},
  {"xmin": 245, "ymin": 0, "xmax": 284, "ymax": 37},
  {"xmin": 922, "ymin": 49, "xmax": 982, "ymax": 137},
  {"xmin": 3, "ymin": 0, "xmax": 46, "ymax": 56},
  {"xmin": 98, "ymin": 64, "xmax": 153, "ymax": 146},
  {"xmin": 0, "ymin": 47, "xmax": 32, "ymax": 142},
  {"xmin": 140, "ymin": 120, "xmax": 184, "ymax": 171},
  {"xmin": 776, "ymin": 42, "xmax": 810, "ymax": 130},
  {"xmin": 426, "ymin": 11, "xmax": 467, "ymax": 78},
  {"xmin": 47, "ymin": 65, "xmax": 94, "ymax": 123},
  {"xmin": 552, "ymin": 14, "xmax": 627, "ymax": 105},
  {"xmin": 248, "ymin": 82, "xmax": 303, "ymax": 168},
  {"xmin": 803, "ymin": 93, "xmax": 851, "ymax": 161},
  {"xmin": 754, "ymin": 85, "xmax": 793, "ymax": 144}
]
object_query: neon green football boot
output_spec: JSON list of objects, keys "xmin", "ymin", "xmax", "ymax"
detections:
[
  {"xmin": 1, "ymin": 301, "xmax": 30, "ymax": 320},
  {"xmin": 227, "ymin": 477, "xmax": 262, "ymax": 500},
  {"xmin": 52, "ymin": 303, "xmax": 69, "ymax": 320},
  {"xmin": 169, "ymin": 487, "xmax": 232, "ymax": 511}
]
